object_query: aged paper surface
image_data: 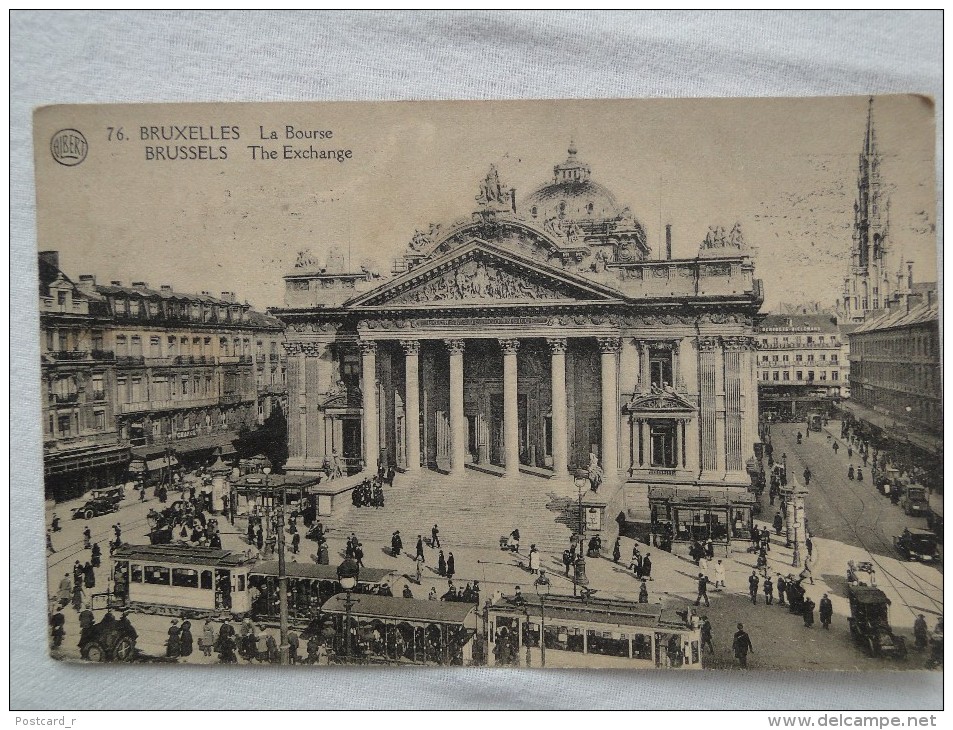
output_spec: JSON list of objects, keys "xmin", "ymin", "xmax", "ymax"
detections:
[{"xmin": 34, "ymin": 97, "xmax": 940, "ymax": 670}]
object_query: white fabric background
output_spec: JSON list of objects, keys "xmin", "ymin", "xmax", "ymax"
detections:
[{"xmin": 10, "ymin": 10, "xmax": 943, "ymax": 710}]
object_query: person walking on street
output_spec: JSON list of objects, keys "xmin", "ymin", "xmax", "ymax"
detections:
[
  {"xmin": 776, "ymin": 574, "xmax": 787, "ymax": 606},
  {"xmin": 416, "ymin": 535, "xmax": 425, "ymax": 562},
  {"xmin": 701, "ymin": 616, "xmax": 714, "ymax": 654},
  {"xmin": 802, "ymin": 597, "xmax": 816, "ymax": 628},
  {"xmin": 819, "ymin": 594, "xmax": 833, "ymax": 630},
  {"xmin": 847, "ymin": 465, "xmax": 855, "ymax": 480},
  {"xmin": 199, "ymin": 619, "xmax": 215, "ymax": 657},
  {"xmin": 612, "ymin": 537, "xmax": 621, "ymax": 564},
  {"xmin": 46, "ymin": 531, "xmax": 55, "ymax": 554},
  {"xmin": 166, "ymin": 619, "xmax": 182, "ymax": 659},
  {"xmin": 562, "ymin": 549, "xmax": 572, "ymax": 577},
  {"xmin": 83, "ymin": 527, "xmax": 91, "ymax": 550},
  {"xmin": 641, "ymin": 553, "xmax": 653, "ymax": 581},
  {"xmin": 914, "ymin": 614, "xmax": 929, "ymax": 650},
  {"xmin": 528, "ymin": 545, "xmax": 540, "ymax": 574},
  {"xmin": 832, "ymin": 441, "xmax": 839, "ymax": 456},
  {"xmin": 748, "ymin": 571, "xmax": 760, "ymax": 605},
  {"xmin": 438, "ymin": 550, "xmax": 447, "ymax": 577},
  {"xmin": 638, "ymin": 580, "xmax": 649, "ymax": 603},
  {"xmin": 629, "ymin": 546, "xmax": 642, "ymax": 578},
  {"xmin": 447, "ymin": 552, "xmax": 456, "ymax": 580},
  {"xmin": 180, "ymin": 620, "xmax": 194, "ymax": 658},
  {"xmin": 763, "ymin": 575, "xmax": 773, "ymax": 605},
  {"xmin": 391, "ymin": 530, "xmax": 403, "ymax": 557},
  {"xmin": 773, "ymin": 511, "xmax": 784, "ymax": 537},
  {"xmin": 802, "ymin": 467, "xmax": 812, "ymax": 486},
  {"xmin": 288, "ymin": 629, "xmax": 300, "ymax": 664},
  {"xmin": 714, "ymin": 559, "xmax": 726, "ymax": 591},
  {"xmin": 733, "ymin": 623, "xmax": 753, "ymax": 669},
  {"xmin": 415, "ymin": 555, "xmax": 424, "ymax": 585},
  {"xmin": 431, "ymin": 524, "xmax": 441, "ymax": 549},
  {"xmin": 291, "ymin": 532, "xmax": 300, "ymax": 555},
  {"xmin": 694, "ymin": 573, "xmax": 711, "ymax": 607},
  {"xmin": 354, "ymin": 542, "xmax": 365, "ymax": 568}
]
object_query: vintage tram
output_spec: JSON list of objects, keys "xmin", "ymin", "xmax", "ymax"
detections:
[{"xmin": 486, "ymin": 593, "xmax": 703, "ymax": 669}]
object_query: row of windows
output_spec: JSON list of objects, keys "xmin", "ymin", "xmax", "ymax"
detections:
[
  {"xmin": 851, "ymin": 329, "xmax": 938, "ymax": 360},
  {"xmin": 109, "ymin": 296, "xmax": 250, "ymax": 326},
  {"xmin": 132, "ymin": 564, "xmax": 246, "ymax": 591},
  {"xmin": 760, "ymin": 370, "xmax": 840, "ymax": 382},
  {"xmin": 758, "ymin": 335, "xmax": 839, "ymax": 347},
  {"xmin": 761, "ymin": 354, "xmax": 838, "ymax": 364}
]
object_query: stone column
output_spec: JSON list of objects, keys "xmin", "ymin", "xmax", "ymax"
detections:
[
  {"xmin": 500, "ymin": 338, "xmax": 520, "ymax": 477},
  {"xmin": 638, "ymin": 341, "xmax": 651, "ymax": 394},
  {"xmin": 359, "ymin": 340, "xmax": 378, "ymax": 475},
  {"xmin": 446, "ymin": 339, "xmax": 466, "ymax": 476},
  {"xmin": 698, "ymin": 337, "xmax": 719, "ymax": 476},
  {"xmin": 401, "ymin": 340, "xmax": 421, "ymax": 473},
  {"xmin": 547, "ymin": 337, "xmax": 569, "ymax": 477},
  {"xmin": 598, "ymin": 337, "xmax": 621, "ymax": 478}
]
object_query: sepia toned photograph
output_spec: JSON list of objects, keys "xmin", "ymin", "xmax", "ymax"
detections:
[{"xmin": 33, "ymin": 95, "xmax": 940, "ymax": 672}]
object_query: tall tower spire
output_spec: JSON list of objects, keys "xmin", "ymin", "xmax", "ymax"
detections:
[{"xmin": 842, "ymin": 97, "xmax": 891, "ymax": 322}]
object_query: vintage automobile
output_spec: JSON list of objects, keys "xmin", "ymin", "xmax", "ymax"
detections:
[
  {"xmin": 90, "ymin": 485, "xmax": 125, "ymax": 504},
  {"xmin": 901, "ymin": 484, "xmax": 931, "ymax": 517},
  {"xmin": 78, "ymin": 613, "xmax": 138, "ymax": 662},
  {"xmin": 894, "ymin": 528, "xmax": 940, "ymax": 563},
  {"xmin": 71, "ymin": 495, "xmax": 119, "ymax": 520},
  {"xmin": 846, "ymin": 585, "xmax": 907, "ymax": 660}
]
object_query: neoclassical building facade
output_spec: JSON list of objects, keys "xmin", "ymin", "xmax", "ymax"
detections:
[{"xmin": 273, "ymin": 146, "xmax": 763, "ymax": 520}]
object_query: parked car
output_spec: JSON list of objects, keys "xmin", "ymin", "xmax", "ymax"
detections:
[
  {"xmin": 900, "ymin": 484, "xmax": 931, "ymax": 517},
  {"xmin": 71, "ymin": 496, "xmax": 119, "ymax": 520},
  {"xmin": 894, "ymin": 528, "xmax": 940, "ymax": 563},
  {"xmin": 847, "ymin": 585, "xmax": 907, "ymax": 660}
]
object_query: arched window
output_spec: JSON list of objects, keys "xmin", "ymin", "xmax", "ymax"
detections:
[{"xmin": 587, "ymin": 202, "xmax": 594, "ymax": 215}]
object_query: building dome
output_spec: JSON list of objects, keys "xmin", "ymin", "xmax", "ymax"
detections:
[{"xmin": 521, "ymin": 142, "xmax": 622, "ymax": 223}]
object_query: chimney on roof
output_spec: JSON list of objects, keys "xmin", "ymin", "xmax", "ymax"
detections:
[
  {"xmin": 160, "ymin": 285, "xmax": 173, "ymax": 294},
  {"xmin": 132, "ymin": 281, "xmax": 149, "ymax": 290},
  {"xmin": 77, "ymin": 274, "xmax": 96, "ymax": 294},
  {"xmin": 665, "ymin": 224, "xmax": 672, "ymax": 260},
  {"xmin": 38, "ymin": 251, "xmax": 59, "ymax": 270},
  {"xmin": 111, "ymin": 280, "xmax": 123, "ymax": 287}
]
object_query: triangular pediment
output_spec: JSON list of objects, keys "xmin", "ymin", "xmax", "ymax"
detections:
[
  {"xmin": 345, "ymin": 239, "xmax": 623, "ymax": 309},
  {"xmin": 624, "ymin": 389, "xmax": 697, "ymax": 414}
]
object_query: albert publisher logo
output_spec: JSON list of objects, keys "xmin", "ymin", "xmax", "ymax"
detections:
[{"xmin": 50, "ymin": 129, "xmax": 88, "ymax": 166}]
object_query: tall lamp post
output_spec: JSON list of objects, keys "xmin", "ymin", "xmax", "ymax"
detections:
[
  {"xmin": 534, "ymin": 571, "xmax": 551, "ymax": 668},
  {"xmin": 572, "ymin": 470, "xmax": 590, "ymax": 597},
  {"xmin": 337, "ymin": 557, "xmax": 360, "ymax": 662},
  {"xmin": 262, "ymin": 467, "xmax": 290, "ymax": 665}
]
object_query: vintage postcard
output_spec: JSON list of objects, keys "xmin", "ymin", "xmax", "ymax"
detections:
[{"xmin": 34, "ymin": 96, "xmax": 940, "ymax": 670}]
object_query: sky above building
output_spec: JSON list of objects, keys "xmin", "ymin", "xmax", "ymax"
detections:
[{"xmin": 37, "ymin": 95, "xmax": 937, "ymax": 312}]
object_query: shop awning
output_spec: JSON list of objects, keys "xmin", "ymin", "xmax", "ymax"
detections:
[
  {"xmin": 170, "ymin": 431, "xmax": 237, "ymax": 455},
  {"xmin": 839, "ymin": 400, "xmax": 942, "ymax": 453},
  {"xmin": 129, "ymin": 455, "xmax": 180, "ymax": 472}
]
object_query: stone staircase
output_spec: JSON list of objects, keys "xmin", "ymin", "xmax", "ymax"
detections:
[{"xmin": 319, "ymin": 469, "xmax": 576, "ymax": 554}]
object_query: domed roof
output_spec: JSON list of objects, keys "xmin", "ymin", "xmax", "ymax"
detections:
[{"xmin": 521, "ymin": 142, "xmax": 622, "ymax": 222}]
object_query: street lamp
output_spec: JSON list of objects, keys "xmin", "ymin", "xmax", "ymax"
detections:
[
  {"xmin": 337, "ymin": 557, "xmax": 360, "ymax": 662},
  {"xmin": 263, "ymin": 467, "xmax": 290, "ymax": 665},
  {"xmin": 534, "ymin": 570, "xmax": 551, "ymax": 668},
  {"xmin": 572, "ymin": 470, "xmax": 590, "ymax": 596}
]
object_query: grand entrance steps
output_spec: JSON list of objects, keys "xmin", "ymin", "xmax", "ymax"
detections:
[{"xmin": 317, "ymin": 469, "xmax": 575, "ymax": 554}]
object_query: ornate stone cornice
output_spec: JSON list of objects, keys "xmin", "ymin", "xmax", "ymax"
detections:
[
  {"xmin": 546, "ymin": 337, "xmax": 568, "ymax": 354},
  {"xmin": 597, "ymin": 337, "xmax": 622, "ymax": 354},
  {"xmin": 498, "ymin": 338, "xmax": 520, "ymax": 355},
  {"xmin": 637, "ymin": 339, "xmax": 680, "ymax": 353},
  {"xmin": 399, "ymin": 339, "xmax": 420, "ymax": 355},
  {"xmin": 444, "ymin": 339, "xmax": 466, "ymax": 354},
  {"xmin": 284, "ymin": 342, "xmax": 303, "ymax": 355},
  {"xmin": 358, "ymin": 340, "xmax": 378, "ymax": 356},
  {"xmin": 299, "ymin": 342, "xmax": 324, "ymax": 357}
]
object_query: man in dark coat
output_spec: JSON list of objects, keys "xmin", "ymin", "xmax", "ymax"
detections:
[
  {"xmin": 446, "ymin": 552, "xmax": 455, "ymax": 579},
  {"xmin": 416, "ymin": 535, "xmax": 425, "ymax": 562},
  {"xmin": 641, "ymin": 553, "xmax": 653, "ymax": 580},
  {"xmin": 438, "ymin": 550, "xmax": 447, "ymax": 577},
  {"xmin": 694, "ymin": 573, "xmax": 710, "ymax": 607},
  {"xmin": 819, "ymin": 594, "xmax": 834, "ymax": 630},
  {"xmin": 391, "ymin": 530, "xmax": 402, "ymax": 557},
  {"xmin": 802, "ymin": 598, "xmax": 816, "ymax": 628},
  {"xmin": 700, "ymin": 616, "xmax": 714, "ymax": 654},
  {"xmin": 914, "ymin": 614, "xmax": 929, "ymax": 650},
  {"xmin": 803, "ymin": 467, "xmax": 812, "ymax": 485},
  {"xmin": 763, "ymin": 575, "xmax": 773, "ymax": 605},
  {"xmin": 431, "ymin": 524, "xmax": 441, "ymax": 549},
  {"xmin": 773, "ymin": 511, "xmax": 784, "ymax": 536},
  {"xmin": 83, "ymin": 561, "xmax": 95, "ymax": 590},
  {"xmin": 612, "ymin": 537, "xmax": 621, "ymax": 564},
  {"xmin": 776, "ymin": 574, "xmax": 787, "ymax": 606},
  {"xmin": 748, "ymin": 571, "xmax": 759, "ymax": 604},
  {"xmin": 732, "ymin": 623, "xmax": 753, "ymax": 669}
]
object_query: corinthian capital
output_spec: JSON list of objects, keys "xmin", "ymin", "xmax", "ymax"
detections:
[
  {"xmin": 498, "ymin": 338, "xmax": 520, "ymax": 355},
  {"xmin": 399, "ymin": 339, "xmax": 421, "ymax": 355},
  {"xmin": 358, "ymin": 340, "xmax": 377, "ymax": 356},
  {"xmin": 444, "ymin": 339, "xmax": 466, "ymax": 355},
  {"xmin": 698, "ymin": 336, "xmax": 720, "ymax": 352},
  {"xmin": 597, "ymin": 337, "xmax": 622, "ymax": 354},
  {"xmin": 546, "ymin": 337, "xmax": 568, "ymax": 354}
]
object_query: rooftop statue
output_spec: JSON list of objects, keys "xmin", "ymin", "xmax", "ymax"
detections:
[{"xmin": 294, "ymin": 248, "xmax": 319, "ymax": 269}]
